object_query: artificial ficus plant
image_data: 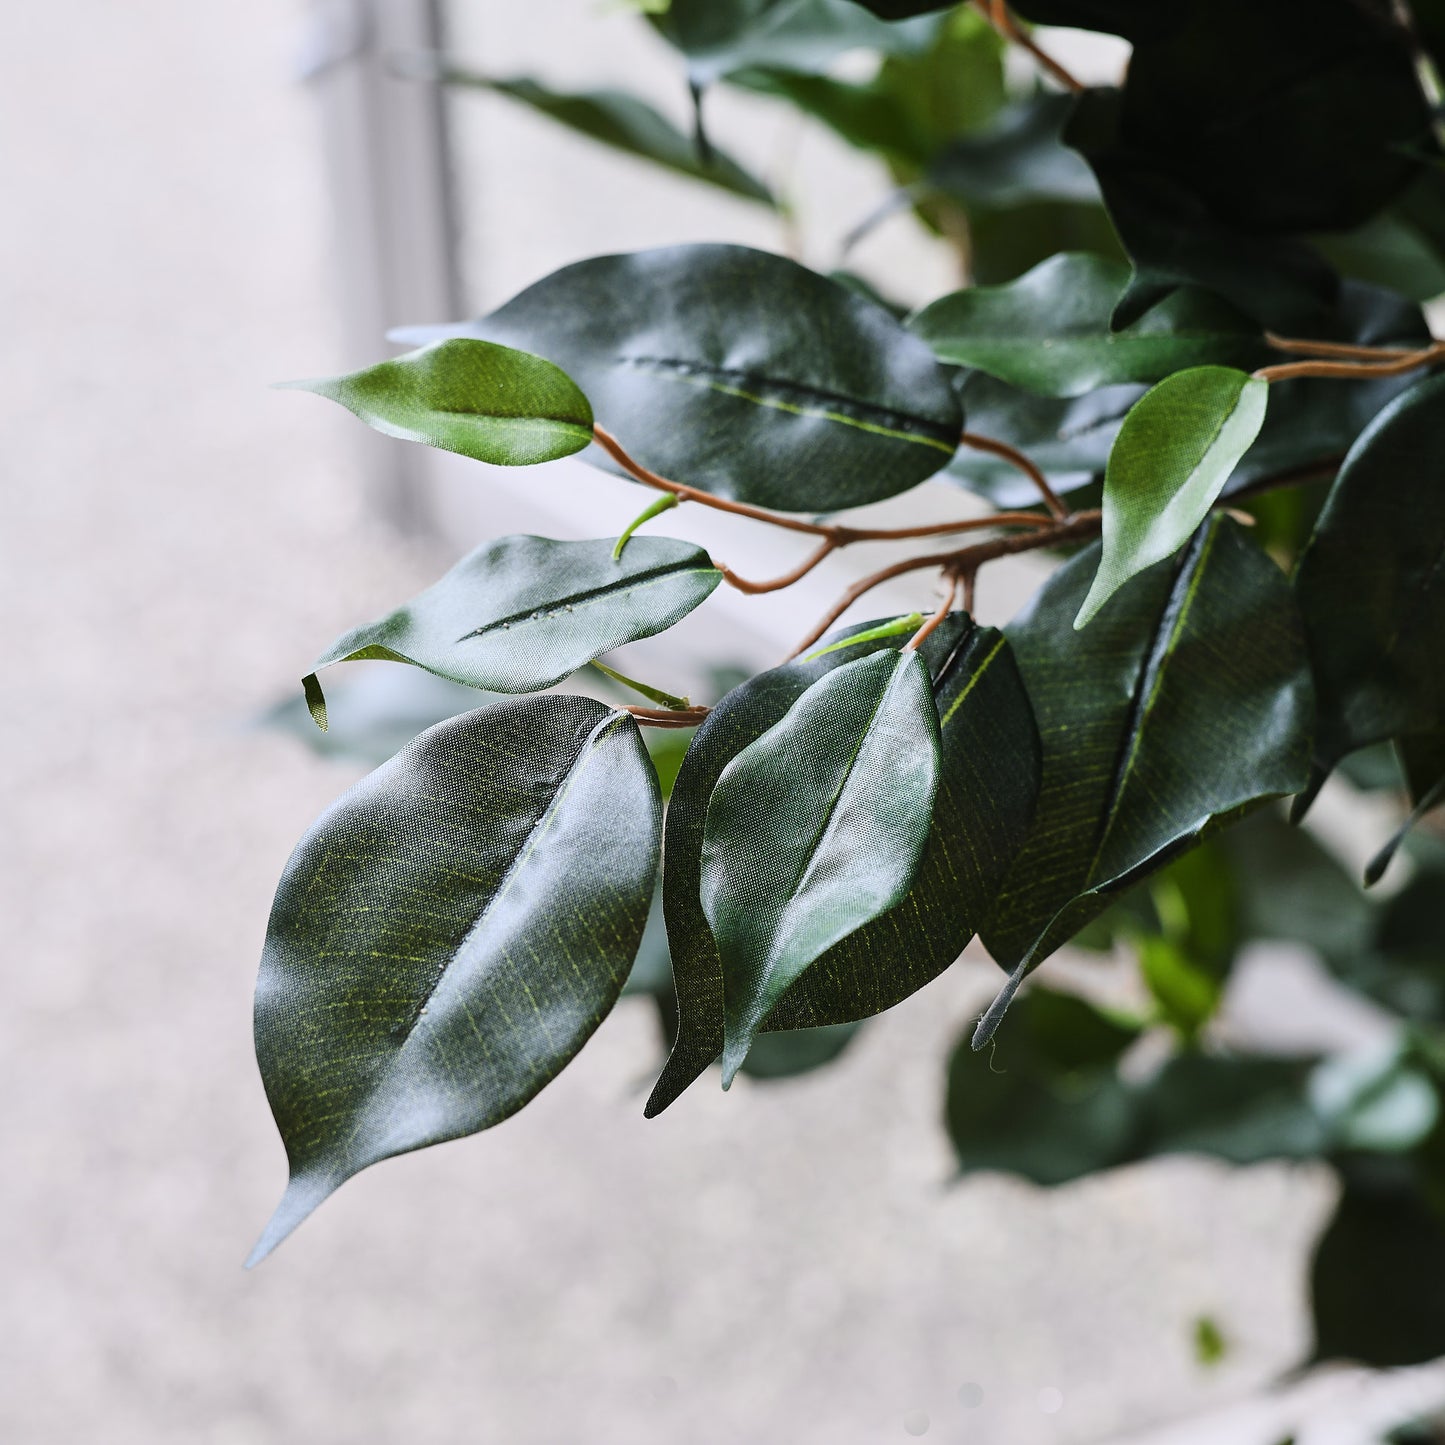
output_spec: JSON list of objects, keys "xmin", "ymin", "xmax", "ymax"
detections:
[{"xmin": 251, "ymin": 0, "xmax": 1445, "ymax": 1366}]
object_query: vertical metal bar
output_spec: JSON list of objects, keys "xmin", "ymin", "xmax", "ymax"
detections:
[{"xmin": 301, "ymin": 0, "xmax": 462, "ymax": 534}]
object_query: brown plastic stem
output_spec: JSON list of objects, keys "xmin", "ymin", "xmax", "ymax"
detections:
[
  {"xmin": 1255, "ymin": 341, "xmax": 1445, "ymax": 383},
  {"xmin": 906, "ymin": 577, "xmax": 959, "ymax": 653},
  {"xmin": 718, "ymin": 539, "xmax": 837, "ymax": 595},
  {"xmin": 1264, "ymin": 331, "xmax": 1421, "ymax": 363},
  {"xmin": 959, "ymin": 430, "xmax": 1069, "ymax": 519},
  {"xmin": 975, "ymin": 0, "xmax": 1085, "ymax": 92}
]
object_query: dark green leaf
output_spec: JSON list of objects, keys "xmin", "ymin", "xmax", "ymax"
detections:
[
  {"xmin": 647, "ymin": 613, "xmax": 1039, "ymax": 1115},
  {"xmin": 1296, "ymin": 374, "xmax": 1445, "ymax": 775},
  {"xmin": 946, "ymin": 988, "xmax": 1142, "ymax": 1186},
  {"xmin": 702, "ymin": 648, "xmax": 941, "ymax": 1081},
  {"xmin": 734, "ymin": 1022, "xmax": 862, "ymax": 1078},
  {"xmin": 279, "ymin": 339, "xmax": 594, "ymax": 467},
  {"xmin": 447, "ymin": 73, "xmax": 773, "ymax": 203},
  {"xmin": 1077, "ymin": 366, "xmax": 1269, "ymax": 628},
  {"xmin": 943, "ymin": 373, "xmax": 1142, "ymax": 507},
  {"xmin": 1117, "ymin": 0, "xmax": 1430, "ymax": 237},
  {"xmin": 927, "ymin": 94, "xmax": 1100, "ymax": 212},
  {"xmin": 649, "ymin": 0, "xmax": 941, "ymax": 84},
  {"xmin": 1311, "ymin": 1174, "xmax": 1445, "ymax": 1367},
  {"xmin": 910, "ymin": 254, "xmax": 1262, "ymax": 398},
  {"xmin": 852, "ymin": 0, "xmax": 950, "ymax": 16},
  {"xmin": 249, "ymin": 696, "xmax": 661, "ymax": 1263},
  {"xmin": 395, "ymin": 246, "xmax": 962, "ymax": 513},
  {"xmin": 302, "ymin": 536, "xmax": 720, "ymax": 720},
  {"xmin": 978, "ymin": 517, "xmax": 1314, "ymax": 1042},
  {"xmin": 1008, "ymin": 0, "xmax": 1173, "ymax": 38},
  {"xmin": 1065, "ymin": 89, "xmax": 1342, "ymax": 332}
]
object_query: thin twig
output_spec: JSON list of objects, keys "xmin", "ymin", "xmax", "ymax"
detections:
[
  {"xmin": 718, "ymin": 539, "xmax": 836, "ymax": 595},
  {"xmin": 786, "ymin": 552, "xmax": 959, "ymax": 661},
  {"xmin": 905, "ymin": 576, "xmax": 959, "ymax": 653},
  {"xmin": 974, "ymin": 0, "xmax": 1085, "ymax": 92},
  {"xmin": 1264, "ymin": 332, "xmax": 1421, "ymax": 363},
  {"xmin": 624, "ymin": 704, "xmax": 711, "ymax": 729},
  {"xmin": 595, "ymin": 424, "xmax": 1055, "ymax": 544},
  {"xmin": 959, "ymin": 430, "xmax": 1069, "ymax": 520},
  {"xmin": 1255, "ymin": 340, "xmax": 1445, "ymax": 383}
]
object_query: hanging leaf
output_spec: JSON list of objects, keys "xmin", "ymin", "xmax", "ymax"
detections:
[
  {"xmin": 391, "ymin": 246, "xmax": 962, "ymax": 513},
  {"xmin": 909, "ymin": 254, "xmax": 1262, "ymax": 398},
  {"xmin": 977, "ymin": 516, "xmax": 1314, "ymax": 1044},
  {"xmin": 302, "ymin": 536, "xmax": 721, "ymax": 724},
  {"xmin": 700, "ymin": 648, "xmax": 941, "ymax": 1082},
  {"xmin": 445, "ymin": 73, "xmax": 774, "ymax": 204},
  {"xmin": 279, "ymin": 339, "xmax": 594, "ymax": 467},
  {"xmin": 249, "ymin": 696, "xmax": 661, "ymax": 1264},
  {"xmin": 1296, "ymin": 374, "xmax": 1445, "ymax": 781},
  {"xmin": 647, "ymin": 613, "xmax": 1039, "ymax": 1115},
  {"xmin": 944, "ymin": 373, "xmax": 1142, "ymax": 508},
  {"xmin": 1075, "ymin": 366, "xmax": 1269, "ymax": 628}
]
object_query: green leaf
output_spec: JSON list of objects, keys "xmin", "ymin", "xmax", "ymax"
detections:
[
  {"xmin": 910, "ymin": 256, "xmax": 1262, "ymax": 399},
  {"xmin": 701, "ymin": 648, "xmax": 941, "ymax": 1082},
  {"xmin": 303, "ymin": 535, "xmax": 721, "ymax": 715},
  {"xmin": 978, "ymin": 517, "xmax": 1314, "ymax": 1042},
  {"xmin": 647, "ymin": 612, "xmax": 1039, "ymax": 1115},
  {"xmin": 447, "ymin": 73, "xmax": 774, "ymax": 204},
  {"xmin": 1296, "ymin": 374, "xmax": 1445, "ymax": 777},
  {"xmin": 279, "ymin": 339, "xmax": 594, "ymax": 467},
  {"xmin": 249, "ymin": 696, "xmax": 661, "ymax": 1263},
  {"xmin": 395, "ymin": 246, "xmax": 961, "ymax": 513},
  {"xmin": 926, "ymin": 95, "xmax": 1101, "ymax": 213},
  {"xmin": 650, "ymin": 0, "xmax": 940, "ymax": 85},
  {"xmin": 1076, "ymin": 367, "xmax": 1269, "ymax": 629},
  {"xmin": 946, "ymin": 988, "xmax": 1143, "ymax": 1186},
  {"xmin": 1311, "ymin": 1174, "xmax": 1445, "ymax": 1367},
  {"xmin": 1137, "ymin": 935, "xmax": 1222, "ymax": 1041},
  {"xmin": 943, "ymin": 373, "xmax": 1142, "ymax": 508}
]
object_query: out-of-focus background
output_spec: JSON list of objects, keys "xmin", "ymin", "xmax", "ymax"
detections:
[{"xmin": 2, "ymin": 3, "xmax": 1442, "ymax": 1442}]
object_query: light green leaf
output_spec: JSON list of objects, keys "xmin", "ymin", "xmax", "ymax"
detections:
[
  {"xmin": 280, "ymin": 338, "xmax": 594, "ymax": 467},
  {"xmin": 647, "ymin": 612, "xmax": 1039, "ymax": 1116},
  {"xmin": 249, "ymin": 695, "xmax": 661, "ymax": 1263},
  {"xmin": 1076, "ymin": 367, "xmax": 1269, "ymax": 629},
  {"xmin": 392, "ymin": 245, "xmax": 962, "ymax": 513},
  {"xmin": 909, "ymin": 255, "xmax": 1262, "ymax": 398},
  {"xmin": 701, "ymin": 648, "xmax": 941, "ymax": 1082},
  {"xmin": 978, "ymin": 516, "xmax": 1314, "ymax": 1044},
  {"xmin": 448, "ymin": 73, "xmax": 773, "ymax": 204},
  {"xmin": 303, "ymin": 535, "xmax": 721, "ymax": 718}
]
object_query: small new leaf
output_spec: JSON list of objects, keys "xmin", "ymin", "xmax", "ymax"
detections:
[
  {"xmin": 279, "ymin": 338, "xmax": 594, "ymax": 467},
  {"xmin": 1076, "ymin": 367, "xmax": 1268, "ymax": 629},
  {"xmin": 701, "ymin": 649, "xmax": 941, "ymax": 1082}
]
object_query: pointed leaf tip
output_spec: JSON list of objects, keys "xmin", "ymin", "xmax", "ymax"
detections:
[
  {"xmin": 301, "ymin": 673, "xmax": 328, "ymax": 732},
  {"xmin": 244, "ymin": 1171, "xmax": 340, "ymax": 1269}
]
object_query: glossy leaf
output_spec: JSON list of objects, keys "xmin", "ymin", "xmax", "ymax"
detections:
[
  {"xmin": 395, "ymin": 246, "xmax": 962, "ymax": 513},
  {"xmin": 701, "ymin": 648, "xmax": 941, "ymax": 1081},
  {"xmin": 449, "ymin": 73, "xmax": 773, "ymax": 203},
  {"xmin": 978, "ymin": 516, "xmax": 1314, "ymax": 1043},
  {"xmin": 279, "ymin": 339, "xmax": 594, "ymax": 467},
  {"xmin": 926, "ymin": 95, "xmax": 1100, "ymax": 213},
  {"xmin": 650, "ymin": 0, "xmax": 940, "ymax": 84},
  {"xmin": 249, "ymin": 696, "xmax": 661, "ymax": 1263},
  {"xmin": 303, "ymin": 536, "xmax": 721, "ymax": 720},
  {"xmin": 1076, "ymin": 367, "xmax": 1269, "ymax": 628},
  {"xmin": 910, "ymin": 254, "xmax": 1262, "ymax": 399},
  {"xmin": 1296, "ymin": 374, "xmax": 1445, "ymax": 778},
  {"xmin": 647, "ymin": 613, "xmax": 1039, "ymax": 1115}
]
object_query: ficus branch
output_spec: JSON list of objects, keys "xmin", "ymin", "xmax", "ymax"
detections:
[
  {"xmin": 1255, "ymin": 338, "xmax": 1445, "ymax": 383},
  {"xmin": 971, "ymin": 0, "xmax": 1085, "ymax": 93},
  {"xmin": 959, "ymin": 430, "xmax": 1069, "ymax": 519}
]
